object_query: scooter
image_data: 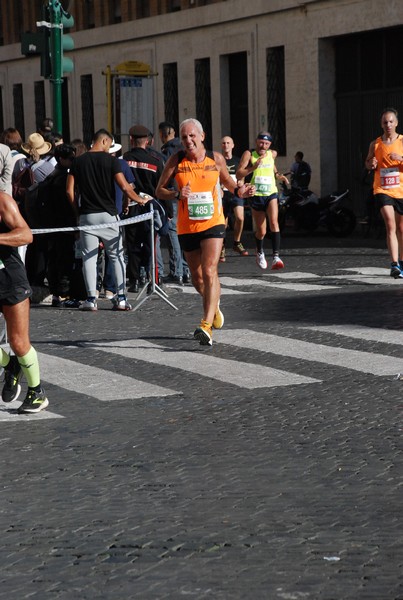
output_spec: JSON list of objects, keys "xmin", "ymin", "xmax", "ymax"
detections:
[{"xmin": 278, "ymin": 183, "xmax": 356, "ymax": 237}]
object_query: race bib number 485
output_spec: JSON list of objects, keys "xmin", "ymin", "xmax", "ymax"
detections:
[{"xmin": 188, "ymin": 192, "xmax": 214, "ymax": 220}]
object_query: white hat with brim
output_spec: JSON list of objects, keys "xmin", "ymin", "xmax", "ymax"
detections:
[
  {"xmin": 21, "ymin": 133, "xmax": 52, "ymax": 155},
  {"xmin": 109, "ymin": 139, "xmax": 122, "ymax": 154}
]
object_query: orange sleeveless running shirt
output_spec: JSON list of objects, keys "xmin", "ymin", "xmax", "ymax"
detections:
[
  {"xmin": 174, "ymin": 151, "xmax": 225, "ymax": 235},
  {"xmin": 373, "ymin": 134, "xmax": 403, "ymax": 198}
]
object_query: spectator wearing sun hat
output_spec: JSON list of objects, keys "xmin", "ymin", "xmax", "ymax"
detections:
[
  {"xmin": 14, "ymin": 132, "xmax": 55, "ymax": 184},
  {"xmin": 14, "ymin": 133, "xmax": 56, "ymax": 292}
]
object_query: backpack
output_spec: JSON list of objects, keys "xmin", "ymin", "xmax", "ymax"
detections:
[
  {"xmin": 151, "ymin": 198, "xmax": 169, "ymax": 236},
  {"xmin": 12, "ymin": 164, "xmax": 35, "ymax": 208},
  {"xmin": 24, "ymin": 172, "xmax": 55, "ymax": 229}
]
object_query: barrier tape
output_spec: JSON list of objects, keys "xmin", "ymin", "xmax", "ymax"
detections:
[{"xmin": 31, "ymin": 212, "xmax": 152, "ymax": 235}]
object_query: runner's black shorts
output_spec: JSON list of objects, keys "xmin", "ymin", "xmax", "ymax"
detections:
[
  {"xmin": 375, "ymin": 193, "xmax": 403, "ymax": 215},
  {"xmin": 0, "ymin": 254, "xmax": 32, "ymax": 308},
  {"xmin": 179, "ymin": 224, "xmax": 226, "ymax": 252},
  {"xmin": 223, "ymin": 192, "xmax": 245, "ymax": 218},
  {"xmin": 249, "ymin": 193, "xmax": 278, "ymax": 211}
]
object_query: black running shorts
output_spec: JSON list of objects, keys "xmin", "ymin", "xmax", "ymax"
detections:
[
  {"xmin": 222, "ymin": 192, "xmax": 245, "ymax": 218},
  {"xmin": 179, "ymin": 224, "xmax": 226, "ymax": 252},
  {"xmin": 375, "ymin": 193, "xmax": 403, "ymax": 215},
  {"xmin": 249, "ymin": 193, "xmax": 278, "ymax": 211},
  {"xmin": 0, "ymin": 254, "xmax": 32, "ymax": 307}
]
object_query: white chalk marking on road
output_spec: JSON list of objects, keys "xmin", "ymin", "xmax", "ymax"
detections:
[
  {"xmin": 214, "ymin": 329, "xmax": 403, "ymax": 376},
  {"xmin": 171, "ymin": 285, "xmax": 252, "ymax": 295},
  {"xmin": 264, "ymin": 271, "xmax": 321, "ymax": 280},
  {"xmin": 322, "ymin": 274, "xmax": 399, "ymax": 285},
  {"xmin": 91, "ymin": 339, "xmax": 319, "ymax": 389},
  {"xmin": 320, "ymin": 267, "xmax": 397, "ymax": 286},
  {"xmin": 219, "ymin": 276, "xmax": 338, "ymax": 292},
  {"xmin": 337, "ymin": 267, "xmax": 389, "ymax": 276},
  {"xmin": 302, "ymin": 324, "xmax": 403, "ymax": 346},
  {"xmin": 37, "ymin": 352, "xmax": 180, "ymax": 400}
]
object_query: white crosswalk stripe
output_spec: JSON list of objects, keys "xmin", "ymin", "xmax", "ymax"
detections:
[
  {"xmin": 88, "ymin": 339, "xmax": 319, "ymax": 388},
  {"xmin": 168, "ymin": 267, "xmax": 401, "ymax": 297},
  {"xmin": 37, "ymin": 352, "xmax": 180, "ymax": 400},
  {"xmin": 268, "ymin": 267, "xmax": 400, "ymax": 286},
  {"xmin": 214, "ymin": 329, "xmax": 403, "ymax": 376},
  {"xmin": 303, "ymin": 324, "xmax": 403, "ymax": 346},
  {"xmin": 220, "ymin": 275, "xmax": 338, "ymax": 291},
  {"xmin": 0, "ymin": 399, "xmax": 63, "ymax": 422}
]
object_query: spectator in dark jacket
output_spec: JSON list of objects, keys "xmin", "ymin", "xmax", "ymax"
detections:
[{"xmin": 158, "ymin": 121, "xmax": 189, "ymax": 284}]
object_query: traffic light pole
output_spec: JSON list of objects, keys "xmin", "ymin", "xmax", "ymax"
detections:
[{"xmin": 49, "ymin": 0, "xmax": 63, "ymax": 134}]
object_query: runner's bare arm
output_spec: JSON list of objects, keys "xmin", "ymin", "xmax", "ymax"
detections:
[
  {"xmin": 155, "ymin": 155, "xmax": 181, "ymax": 201},
  {"xmin": 365, "ymin": 141, "xmax": 377, "ymax": 170},
  {"xmin": 214, "ymin": 152, "xmax": 255, "ymax": 198},
  {"xmin": 236, "ymin": 150, "xmax": 253, "ymax": 180},
  {"xmin": 0, "ymin": 192, "xmax": 33, "ymax": 246}
]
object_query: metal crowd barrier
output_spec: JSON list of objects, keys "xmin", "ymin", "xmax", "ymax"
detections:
[{"xmin": 31, "ymin": 207, "xmax": 178, "ymax": 312}]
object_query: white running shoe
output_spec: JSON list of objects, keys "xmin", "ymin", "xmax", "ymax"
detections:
[
  {"xmin": 112, "ymin": 298, "xmax": 132, "ymax": 311},
  {"xmin": 79, "ymin": 299, "xmax": 98, "ymax": 311},
  {"xmin": 256, "ymin": 252, "xmax": 268, "ymax": 269},
  {"xmin": 271, "ymin": 255, "xmax": 285, "ymax": 270}
]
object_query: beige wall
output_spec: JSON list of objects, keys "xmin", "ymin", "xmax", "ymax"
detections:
[{"xmin": 0, "ymin": 0, "xmax": 401, "ymax": 193}]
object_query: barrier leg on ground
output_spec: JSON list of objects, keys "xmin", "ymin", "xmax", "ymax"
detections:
[{"xmin": 132, "ymin": 208, "xmax": 178, "ymax": 312}]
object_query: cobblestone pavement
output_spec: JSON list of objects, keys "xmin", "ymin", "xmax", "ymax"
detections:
[{"xmin": 1, "ymin": 231, "xmax": 402, "ymax": 599}]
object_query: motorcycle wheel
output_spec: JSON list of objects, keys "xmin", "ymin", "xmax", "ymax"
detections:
[
  {"xmin": 297, "ymin": 203, "xmax": 320, "ymax": 231},
  {"xmin": 327, "ymin": 208, "xmax": 356, "ymax": 237},
  {"xmin": 278, "ymin": 205, "xmax": 287, "ymax": 232}
]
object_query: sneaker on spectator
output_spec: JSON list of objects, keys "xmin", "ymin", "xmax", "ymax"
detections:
[
  {"xmin": 256, "ymin": 252, "xmax": 267, "ymax": 269},
  {"xmin": 52, "ymin": 295, "xmax": 65, "ymax": 308},
  {"xmin": 62, "ymin": 299, "xmax": 81, "ymax": 309},
  {"xmin": 79, "ymin": 298, "xmax": 98, "ymax": 311},
  {"xmin": 112, "ymin": 297, "xmax": 132, "ymax": 311}
]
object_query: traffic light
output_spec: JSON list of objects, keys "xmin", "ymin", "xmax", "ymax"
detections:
[
  {"xmin": 21, "ymin": 30, "xmax": 51, "ymax": 78},
  {"xmin": 60, "ymin": 9, "xmax": 74, "ymax": 75},
  {"xmin": 49, "ymin": 1, "xmax": 74, "ymax": 80}
]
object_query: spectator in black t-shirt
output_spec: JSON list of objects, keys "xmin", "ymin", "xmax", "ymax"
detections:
[
  {"xmin": 66, "ymin": 128, "xmax": 147, "ymax": 311},
  {"xmin": 45, "ymin": 143, "xmax": 78, "ymax": 307},
  {"xmin": 290, "ymin": 151, "xmax": 312, "ymax": 190}
]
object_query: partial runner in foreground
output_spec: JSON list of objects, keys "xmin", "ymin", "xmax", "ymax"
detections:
[
  {"xmin": 0, "ymin": 191, "xmax": 49, "ymax": 414},
  {"xmin": 365, "ymin": 107, "xmax": 403, "ymax": 279},
  {"xmin": 156, "ymin": 118, "xmax": 255, "ymax": 347}
]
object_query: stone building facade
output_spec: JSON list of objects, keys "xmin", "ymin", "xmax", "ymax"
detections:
[{"xmin": 0, "ymin": 0, "xmax": 402, "ymax": 213}]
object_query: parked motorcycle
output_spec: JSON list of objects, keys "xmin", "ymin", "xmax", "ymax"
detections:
[{"xmin": 278, "ymin": 183, "xmax": 356, "ymax": 237}]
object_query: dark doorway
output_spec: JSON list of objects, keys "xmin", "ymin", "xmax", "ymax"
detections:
[
  {"xmin": 335, "ymin": 26, "xmax": 403, "ymax": 217},
  {"xmin": 221, "ymin": 52, "xmax": 249, "ymax": 156}
]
